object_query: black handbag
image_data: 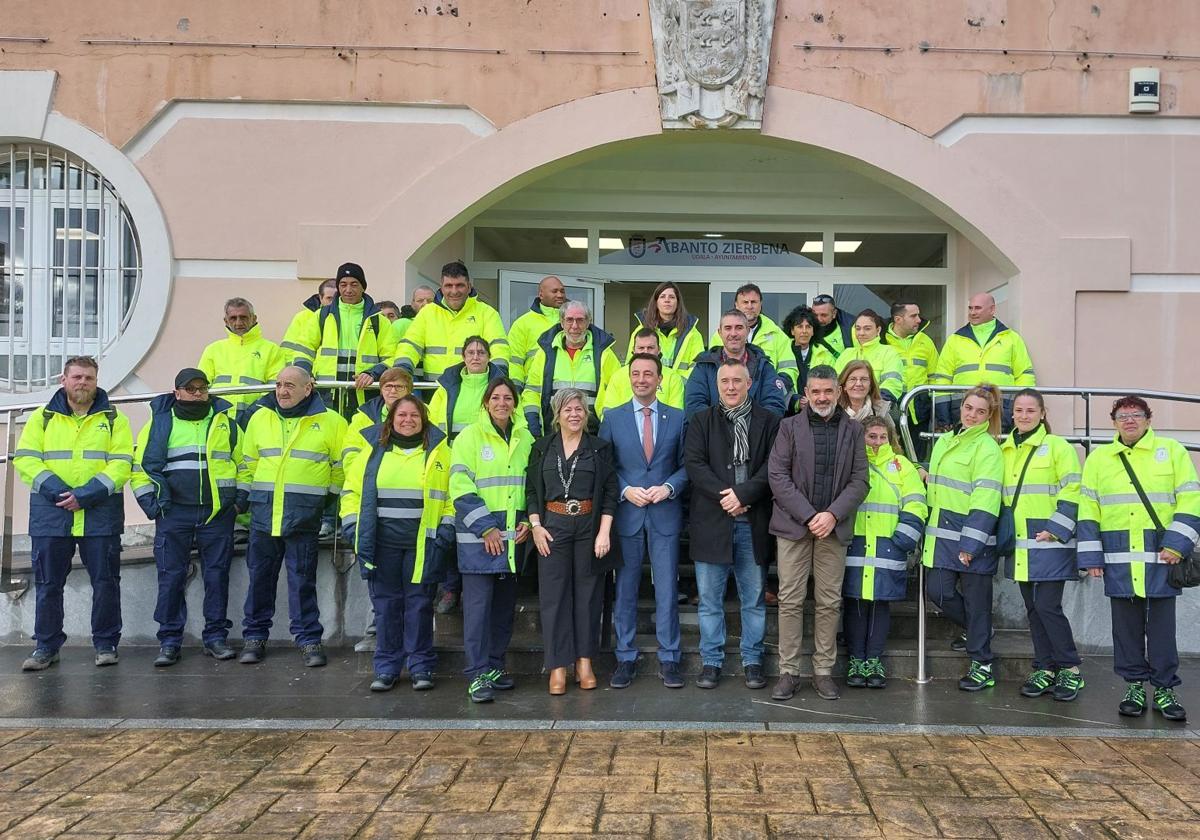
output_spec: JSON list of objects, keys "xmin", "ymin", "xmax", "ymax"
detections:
[
  {"xmin": 1117, "ymin": 451, "xmax": 1200, "ymax": 589},
  {"xmin": 996, "ymin": 446, "xmax": 1036, "ymax": 556}
]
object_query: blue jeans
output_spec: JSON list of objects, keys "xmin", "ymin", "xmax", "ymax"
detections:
[
  {"xmin": 154, "ymin": 505, "xmax": 235, "ymax": 647},
  {"xmin": 242, "ymin": 529, "xmax": 324, "ymax": 647},
  {"xmin": 31, "ymin": 535, "xmax": 122, "ymax": 652},
  {"xmin": 694, "ymin": 522, "xmax": 765, "ymax": 668},
  {"xmin": 615, "ymin": 530, "xmax": 681, "ymax": 664}
]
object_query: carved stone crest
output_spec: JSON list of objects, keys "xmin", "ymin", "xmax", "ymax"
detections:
[{"xmin": 650, "ymin": 0, "xmax": 776, "ymax": 129}]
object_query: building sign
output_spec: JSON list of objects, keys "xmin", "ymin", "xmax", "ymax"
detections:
[{"xmin": 601, "ymin": 235, "xmax": 819, "ymax": 267}]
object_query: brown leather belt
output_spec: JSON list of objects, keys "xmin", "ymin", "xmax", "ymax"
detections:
[{"xmin": 546, "ymin": 499, "xmax": 593, "ymax": 516}]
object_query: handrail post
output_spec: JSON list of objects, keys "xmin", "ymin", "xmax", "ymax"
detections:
[
  {"xmin": 916, "ymin": 564, "xmax": 929, "ymax": 684},
  {"xmin": 1, "ymin": 407, "xmax": 27, "ymax": 596}
]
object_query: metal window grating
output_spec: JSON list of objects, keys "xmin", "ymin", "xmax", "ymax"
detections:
[{"xmin": 0, "ymin": 143, "xmax": 142, "ymax": 392}]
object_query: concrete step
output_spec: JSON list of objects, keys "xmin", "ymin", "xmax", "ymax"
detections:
[{"xmin": 421, "ymin": 628, "xmax": 1039, "ymax": 681}]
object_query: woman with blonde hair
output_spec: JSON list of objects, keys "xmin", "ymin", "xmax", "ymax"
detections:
[
  {"xmin": 922, "ymin": 384, "xmax": 1004, "ymax": 692},
  {"xmin": 838, "ymin": 360, "xmax": 895, "ymax": 430}
]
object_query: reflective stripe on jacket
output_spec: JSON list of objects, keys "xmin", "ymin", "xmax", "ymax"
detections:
[
  {"xmin": 342, "ymin": 396, "xmax": 387, "ymax": 474},
  {"xmin": 1077, "ymin": 429, "xmax": 1200, "ymax": 598},
  {"xmin": 131, "ymin": 395, "xmax": 241, "ymax": 522},
  {"xmin": 930, "ymin": 319, "xmax": 1036, "ymax": 388},
  {"xmin": 14, "ymin": 388, "xmax": 133, "ymax": 537},
  {"xmin": 596, "ymin": 363, "xmax": 685, "ymax": 419},
  {"xmin": 844, "ymin": 444, "xmax": 927, "ymax": 601},
  {"xmin": 508, "ymin": 300, "xmax": 561, "ymax": 386},
  {"xmin": 198, "ymin": 324, "xmax": 287, "ymax": 418},
  {"xmin": 240, "ymin": 394, "xmax": 347, "ymax": 536},
  {"xmin": 395, "ymin": 290, "xmax": 509, "ymax": 381},
  {"xmin": 449, "ymin": 412, "xmax": 534, "ymax": 574},
  {"xmin": 886, "ymin": 323, "xmax": 939, "ymax": 392},
  {"xmin": 282, "ymin": 295, "xmax": 398, "ymax": 403},
  {"xmin": 522, "ymin": 325, "xmax": 621, "ymax": 437},
  {"xmin": 922, "ymin": 421, "xmax": 1004, "ymax": 574},
  {"xmin": 340, "ymin": 425, "xmax": 453, "ymax": 584},
  {"xmin": 428, "ymin": 362, "xmax": 508, "ymax": 444},
  {"xmin": 628, "ymin": 313, "xmax": 705, "ymax": 378},
  {"xmin": 1000, "ymin": 425, "xmax": 1082, "ymax": 582},
  {"xmin": 834, "ymin": 337, "xmax": 906, "ymax": 402}
]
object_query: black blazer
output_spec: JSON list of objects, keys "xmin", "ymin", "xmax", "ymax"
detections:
[{"xmin": 526, "ymin": 431, "xmax": 622, "ymax": 574}]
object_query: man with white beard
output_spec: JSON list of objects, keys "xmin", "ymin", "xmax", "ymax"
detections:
[{"xmin": 766, "ymin": 365, "xmax": 869, "ymax": 702}]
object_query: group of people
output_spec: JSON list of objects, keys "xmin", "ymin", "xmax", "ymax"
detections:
[{"xmin": 13, "ymin": 260, "xmax": 1197, "ymax": 724}]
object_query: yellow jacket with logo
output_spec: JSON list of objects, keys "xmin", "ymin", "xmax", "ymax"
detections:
[
  {"xmin": 15, "ymin": 388, "xmax": 133, "ymax": 537},
  {"xmin": 834, "ymin": 337, "xmax": 906, "ymax": 402},
  {"xmin": 395, "ymin": 290, "xmax": 509, "ymax": 381},
  {"xmin": 1078, "ymin": 429, "xmax": 1200, "ymax": 598},
  {"xmin": 922, "ymin": 421, "xmax": 1004, "ymax": 574},
  {"xmin": 844, "ymin": 444, "xmax": 927, "ymax": 601},
  {"xmin": 281, "ymin": 295, "xmax": 397, "ymax": 401},
  {"xmin": 886, "ymin": 323, "xmax": 939, "ymax": 393},
  {"xmin": 198, "ymin": 324, "xmax": 287, "ymax": 417},
  {"xmin": 627, "ymin": 313, "xmax": 706, "ymax": 378},
  {"xmin": 522, "ymin": 325, "xmax": 621, "ymax": 437},
  {"xmin": 507, "ymin": 300, "xmax": 561, "ymax": 386},
  {"xmin": 239, "ymin": 393, "xmax": 347, "ymax": 536},
  {"xmin": 595, "ymin": 363, "xmax": 685, "ymax": 419},
  {"xmin": 1000, "ymin": 425, "xmax": 1082, "ymax": 582},
  {"xmin": 931, "ymin": 319, "xmax": 1036, "ymax": 388}
]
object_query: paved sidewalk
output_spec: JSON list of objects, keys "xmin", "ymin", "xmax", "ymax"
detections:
[{"xmin": 0, "ymin": 727, "xmax": 1199, "ymax": 838}]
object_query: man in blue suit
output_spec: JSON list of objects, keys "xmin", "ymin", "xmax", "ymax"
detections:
[{"xmin": 599, "ymin": 353, "xmax": 689, "ymax": 689}]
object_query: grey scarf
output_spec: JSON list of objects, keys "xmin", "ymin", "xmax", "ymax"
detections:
[{"xmin": 721, "ymin": 398, "xmax": 753, "ymax": 465}]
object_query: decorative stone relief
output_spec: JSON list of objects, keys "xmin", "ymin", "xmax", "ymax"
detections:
[{"xmin": 649, "ymin": 0, "xmax": 776, "ymax": 129}]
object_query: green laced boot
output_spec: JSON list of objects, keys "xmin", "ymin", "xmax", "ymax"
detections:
[
  {"xmin": 958, "ymin": 660, "xmax": 994, "ymax": 692},
  {"xmin": 1020, "ymin": 669, "xmax": 1055, "ymax": 698},
  {"xmin": 1118, "ymin": 682, "xmax": 1146, "ymax": 717},
  {"xmin": 845, "ymin": 658, "xmax": 867, "ymax": 688},
  {"xmin": 468, "ymin": 675, "xmax": 494, "ymax": 704},
  {"xmin": 864, "ymin": 658, "xmax": 887, "ymax": 689},
  {"xmin": 1052, "ymin": 669, "xmax": 1084, "ymax": 702},
  {"xmin": 1153, "ymin": 686, "xmax": 1187, "ymax": 722}
]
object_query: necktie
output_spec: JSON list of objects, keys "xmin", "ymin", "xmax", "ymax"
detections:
[{"xmin": 642, "ymin": 406, "xmax": 655, "ymax": 463}]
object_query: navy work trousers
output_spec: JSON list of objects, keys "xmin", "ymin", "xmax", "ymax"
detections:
[
  {"xmin": 926, "ymin": 567, "xmax": 994, "ymax": 663},
  {"xmin": 460, "ymin": 572, "xmax": 517, "ymax": 678},
  {"xmin": 1111, "ymin": 595, "xmax": 1180, "ymax": 689},
  {"xmin": 1018, "ymin": 580, "xmax": 1081, "ymax": 672},
  {"xmin": 243, "ymin": 529, "xmax": 324, "ymax": 646},
  {"xmin": 369, "ymin": 545, "xmax": 436, "ymax": 677},
  {"xmin": 843, "ymin": 598, "xmax": 891, "ymax": 661},
  {"xmin": 31, "ymin": 535, "xmax": 122, "ymax": 652},
  {"xmin": 153, "ymin": 504, "xmax": 235, "ymax": 647}
]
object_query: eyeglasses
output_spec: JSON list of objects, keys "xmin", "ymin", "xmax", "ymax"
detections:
[
  {"xmin": 812, "ymin": 294, "xmax": 834, "ymax": 305},
  {"xmin": 180, "ymin": 384, "xmax": 209, "ymax": 395},
  {"xmin": 1115, "ymin": 412, "xmax": 1147, "ymax": 422}
]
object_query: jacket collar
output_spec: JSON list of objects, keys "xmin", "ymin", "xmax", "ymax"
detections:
[
  {"xmin": 1114, "ymin": 427, "xmax": 1158, "ymax": 453},
  {"xmin": 46, "ymin": 387, "xmax": 114, "ymax": 418},
  {"xmin": 955, "ymin": 318, "xmax": 1007, "ymax": 346},
  {"xmin": 148, "ymin": 393, "xmax": 233, "ymax": 416},
  {"xmin": 538, "ymin": 323, "xmax": 615, "ymax": 355},
  {"xmin": 434, "ymin": 288, "xmax": 479, "ymax": 314},
  {"xmin": 301, "ymin": 293, "xmax": 324, "ymax": 312},
  {"xmin": 223, "ymin": 323, "xmax": 266, "ymax": 346},
  {"xmin": 320, "ymin": 293, "xmax": 379, "ymax": 322},
  {"xmin": 529, "ymin": 297, "xmax": 558, "ymax": 318},
  {"xmin": 1003, "ymin": 422, "xmax": 1048, "ymax": 452},
  {"xmin": 256, "ymin": 390, "xmax": 328, "ymax": 418}
]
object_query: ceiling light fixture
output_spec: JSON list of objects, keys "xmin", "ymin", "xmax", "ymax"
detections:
[{"xmin": 564, "ymin": 236, "xmax": 625, "ymax": 250}]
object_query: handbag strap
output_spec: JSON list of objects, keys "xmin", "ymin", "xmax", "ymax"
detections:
[
  {"xmin": 1009, "ymin": 445, "xmax": 1038, "ymax": 509},
  {"xmin": 1117, "ymin": 450, "xmax": 1166, "ymax": 534}
]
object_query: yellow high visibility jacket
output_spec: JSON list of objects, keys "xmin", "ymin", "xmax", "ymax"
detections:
[
  {"xmin": 626, "ymin": 313, "xmax": 706, "ymax": 378},
  {"xmin": 449, "ymin": 411, "xmax": 534, "ymax": 574},
  {"xmin": 1000, "ymin": 425, "xmax": 1082, "ymax": 582},
  {"xmin": 340, "ymin": 395, "xmax": 389, "ymax": 475},
  {"xmin": 281, "ymin": 296, "xmax": 398, "ymax": 404},
  {"xmin": 930, "ymin": 319, "xmax": 1036, "ymax": 388},
  {"xmin": 240, "ymin": 394, "xmax": 347, "ymax": 537},
  {"xmin": 340, "ymin": 426, "xmax": 454, "ymax": 584},
  {"xmin": 922, "ymin": 421, "xmax": 1004, "ymax": 574},
  {"xmin": 844, "ymin": 444, "xmax": 927, "ymax": 601},
  {"xmin": 198, "ymin": 324, "xmax": 287, "ymax": 417},
  {"xmin": 15, "ymin": 389, "xmax": 133, "ymax": 537},
  {"xmin": 428, "ymin": 362, "xmax": 509, "ymax": 444},
  {"xmin": 395, "ymin": 291, "xmax": 509, "ymax": 381},
  {"xmin": 710, "ymin": 314, "xmax": 797, "ymax": 387},
  {"xmin": 1078, "ymin": 429, "xmax": 1200, "ymax": 598},
  {"xmin": 886, "ymin": 323, "xmax": 939, "ymax": 393},
  {"xmin": 507, "ymin": 300, "xmax": 560, "ymax": 386},
  {"xmin": 522, "ymin": 325, "xmax": 621, "ymax": 437},
  {"xmin": 131, "ymin": 395, "xmax": 241, "ymax": 522},
  {"xmin": 595, "ymin": 363, "xmax": 685, "ymax": 419},
  {"xmin": 834, "ymin": 337, "xmax": 906, "ymax": 402}
]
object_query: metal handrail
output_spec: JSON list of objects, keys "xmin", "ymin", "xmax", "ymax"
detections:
[
  {"xmin": 898, "ymin": 383, "xmax": 1200, "ymax": 685},
  {"xmin": 0, "ymin": 380, "xmax": 435, "ymax": 596}
]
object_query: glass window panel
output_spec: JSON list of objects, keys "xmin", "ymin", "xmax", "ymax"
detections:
[
  {"xmin": 473, "ymin": 227, "xmax": 587, "ymax": 263},
  {"xmin": 833, "ymin": 233, "xmax": 947, "ymax": 268},
  {"xmin": 718, "ymin": 290, "xmax": 813, "ymax": 335},
  {"xmin": 600, "ymin": 230, "xmax": 821, "ymax": 268},
  {"xmin": 502, "ymin": 277, "xmax": 595, "ymax": 330},
  {"xmin": 832, "ymin": 283, "xmax": 947, "ymax": 344}
]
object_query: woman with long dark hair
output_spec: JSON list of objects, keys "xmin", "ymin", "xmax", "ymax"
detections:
[{"xmin": 627, "ymin": 282, "xmax": 705, "ymax": 378}]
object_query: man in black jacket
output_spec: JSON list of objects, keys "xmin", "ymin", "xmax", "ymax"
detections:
[{"xmin": 684, "ymin": 360, "xmax": 781, "ymax": 691}]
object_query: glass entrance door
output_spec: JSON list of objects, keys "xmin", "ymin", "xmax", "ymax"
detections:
[{"xmin": 707, "ymin": 280, "xmax": 822, "ymax": 341}]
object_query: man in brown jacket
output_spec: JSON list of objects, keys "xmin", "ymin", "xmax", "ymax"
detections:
[{"xmin": 767, "ymin": 364, "xmax": 869, "ymax": 701}]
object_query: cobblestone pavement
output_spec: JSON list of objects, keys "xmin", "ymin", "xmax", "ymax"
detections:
[{"xmin": 0, "ymin": 727, "xmax": 1199, "ymax": 839}]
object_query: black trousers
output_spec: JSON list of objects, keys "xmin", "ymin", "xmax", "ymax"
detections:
[
  {"xmin": 1111, "ymin": 596, "xmax": 1180, "ymax": 689},
  {"xmin": 1018, "ymin": 580, "xmax": 1081, "ymax": 671},
  {"xmin": 843, "ymin": 598, "xmax": 891, "ymax": 660},
  {"xmin": 539, "ymin": 512, "xmax": 603, "ymax": 670},
  {"xmin": 926, "ymin": 567, "xmax": 993, "ymax": 663},
  {"xmin": 461, "ymin": 572, "xmax": 517, "ymax": 678}
]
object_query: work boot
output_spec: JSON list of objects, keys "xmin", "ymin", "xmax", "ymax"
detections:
[
  {"xmin": 812, "ymin": 674, "xmax": 840, "ymax": 700},
  {"xmin": 370, "ymin": 674, "xmax": 397, "ymax": 692},
  {"xmin": 22, "ymin": 649, "xmax": 58, "ymax": 672},
  {"xmin": 468, "ymin": 675, "xmax": 495, "ymax": 703},
  {"xmin": 435, "ymin": 590, "xmax": 459, "ymax": 615},
  {"xmin": 353, "ymin": 636, "xmax": 377, "ymax": 654},
  {"xmin": 94, "ymin": 647, "xmax": 119, "ymax": 667},
  {"xmin": 958, "ymin": 661, "xmax": 994, "ymax": 692},
  {"xmin": 743, "ymin": 664, "xmax": 767, "ymax": 690},
  {"xmin": 1020, "ymin": 669, "xmax": 1055, "ymax": 698},
  {"xmin": 239, "ymin": 639, "xmax": 267, "ymax": 664},
  {"xmin": 864, "ymin": 658, "xmax": 887, "ymax": 690},
  {"xmin": 1118, "ymin": 682, "xmax": 1147, "ymax": 717},
  {"xmin": 770, "ymin": 674, "xmax": 801, "ymax": 701},
  {"xmin": 1153, "ymin": 687, "xmax": 1187, "ymax": 722},
  {"xmin": 659, "ymin": 662, "xmax": 684, "ymax": 689},
  {"xmin": 203, "ymin": 640, "xmax": 236, "ymax": 661},
  {"xmin": 845, "ymin": 658, "xmax": 867, "ymax": 689},
  {"xmin": 300, "ymin": 644, "xmax": 327, "ymax": 668},
  {"xmin": 483, "ymin": 668, "xmax": 514, "ymax": 691},
  {"xmin": 153, "ymin": 646, "xmax": 181, "ymax": 668},
  {"xmin": 1052, "ymin": 669, "xmax": 1085, "ymax": 702},
  {"xmin": 410, "ymin": 672, "xmax": 434, "ymax": 691},
  {"xmin": 696, "ymin": 665, "xmax": 721, "ymax": 689}
]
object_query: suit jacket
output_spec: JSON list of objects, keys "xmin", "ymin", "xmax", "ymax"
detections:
[
  {"xmin": 684, "ymin": 403, "xmax": 780, "ymax": 566},
  {"xmin": 767, "ymin": 407, "xmax": 869, "ymax": 544},
  {"xmin": 598, "ymin": 401, "xmax": 689, "ymax": 538}
]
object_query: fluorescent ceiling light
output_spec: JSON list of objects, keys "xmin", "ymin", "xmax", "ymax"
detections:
[
  {"xmin": 703, "ymin": 233, "xmax": 724, "ymax": 238},
  {"xmin": 801, "ymin": 239, "xmax": 862, "ymax": 253},
  {"xmin": 563, "ymin": 236, "xmax": 625, "ymax": 250},
  {"xmin": 800, "ymin": 241, "xmax": 822, "ymax": 253}
]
